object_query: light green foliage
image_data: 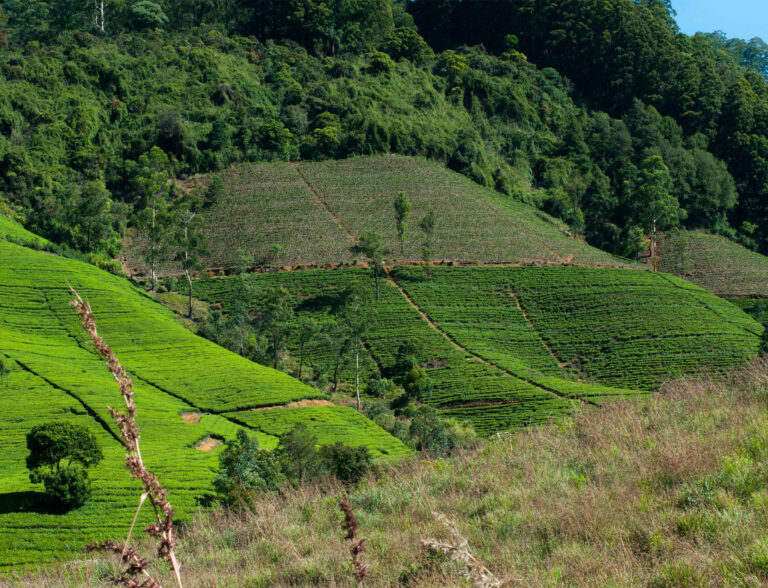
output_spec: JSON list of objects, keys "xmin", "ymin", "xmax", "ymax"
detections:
[{"xmin": 0, "ymin": 237, "xmax": 405, "ymax": 570}]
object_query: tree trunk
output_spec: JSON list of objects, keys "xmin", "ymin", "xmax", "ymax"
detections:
[
  {"xmin": 298, "ymin": 342, "xmax": 304, "ymax": 380},
  {"xmin": 186, "ymin": 271, "xmax": 193, "ymax": 319},
  {"xmin": 355, "ymin": 340, "xmax": 360, "ymax": 411}
]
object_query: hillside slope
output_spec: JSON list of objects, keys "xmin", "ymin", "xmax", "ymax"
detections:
[
  {"xmin": 657, "ymin": 230, "xmax": 768, "ymax": 297},
  {"xmin": 125, "ymin": 156, "xmax": 637, "ymax": 274},
  {"xmin": 0, "ymin": 239, "xmax": 407, "ymax": 571},
  {"xmin": 190, "ymin": 266, "xmax": 763, "ymax": 434}
]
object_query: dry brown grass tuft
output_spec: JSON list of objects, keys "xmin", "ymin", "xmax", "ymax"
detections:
[{"xmin": 13, "ymin": 358, "xmax": 768, "ymax": 587}]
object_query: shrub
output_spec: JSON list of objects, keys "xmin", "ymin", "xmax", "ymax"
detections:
[
  {"xmin": 319, "ymin": 443, "xmax": 373, "ymax": 484},
  {"xmin": 26, "ymin": 421, "xmax": 102, "ymax": 509},
  {"xmin": 32, "ymin": 468, "xmax": 91, "ymax": 510},
  {"xmin": 278, "ymin": 423, "xmax": 324, "ymax": 485},
  {"xmin": 213, "ymin": 430, "xmax": 286, "ymax": 507},
  {"xmin": 402, "ymin": 365, "xmax": 432, "ymax": 401}
]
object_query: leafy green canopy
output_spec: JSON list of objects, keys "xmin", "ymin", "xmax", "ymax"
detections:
[{"xmin": 0, "ymin": 0, "xmax": 765, "ymax": 261}]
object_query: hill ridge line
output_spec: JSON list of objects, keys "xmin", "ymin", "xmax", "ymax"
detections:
[{"xmin": 383, "ymin": 268, "xmax": 596, "ymax": 408}]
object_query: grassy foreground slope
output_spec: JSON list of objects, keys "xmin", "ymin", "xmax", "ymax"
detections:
[
  {"xmin": 191, "ymin": 266, "xmax": 762, "ymax": 433},
  {"xmin": 0, "ymin": 240, "xmax": 407, "ymax": 571},
  {"xmin": 17, "ymin": 363, "xmax": 768, "ymax": 587},
  {"xmin": 127, "ymin": 156, "xmax": 637, "ymax": 273},
  {"xmin": 657, "ymin": 230, "xmax": 768, "ymax": 297}
]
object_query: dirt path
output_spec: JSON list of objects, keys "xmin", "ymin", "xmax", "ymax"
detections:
[
  {"xmin": 291, "ymin": 163, "xmax": 358, "ymax": 245},
  {"xmin": 249, "ymin": 399, "xmax": 334, "ymax": 411},
  {"xmin": 384, "ymin": 269, "xmax": 594, "ymax": 406}
]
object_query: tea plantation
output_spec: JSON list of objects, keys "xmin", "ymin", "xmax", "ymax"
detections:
[
  {"xmin": 0, "ymin": 238, "xmax": 408, "ymax": 571},
  {"xmin": 191, "ymin": 265, "xmax": 762, "ymax": 434},
  {"xmin": 657, "ymin": 230, "xmax": 768, "ymax": 297},
  {"xmin": 125, "ymin": 156, "xmax": 638, "ymax": 273}
]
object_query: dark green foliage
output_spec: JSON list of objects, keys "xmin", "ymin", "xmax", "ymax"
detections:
[
  {"xmin": 356, "ymin": 231, "xmax": 385, "ymax": 300},
  {"xmin": 393, "ymin": 192, "xmax": 411, "ymax": 256},
  {"xmin": 402, "ymin": 365, "xmax": 432, "ymax": 401},
  {"xmin": 213, "ymin": 430, "xmax": 286, "ymax": 507},
  {"xmin": 277, "ymin": 423, "xmax": 324, "ymax": 485},
  {"xmin": 32, "ymin": 468, "xmax": 91, "ymax": 510},
  {"xmin": 25, "ymin": 421, "xmax": 102, "ymax": 473},
  {"xmin": 406, "ymin": 406, "xmax": 458, "ymax": 456},
  {"xmin": 318, "ymin": 442, "xmax": 373, "ymax": 484},
  {"xmin": 25, "ymin": 421, "xmax": 102, "ymax": 509}
]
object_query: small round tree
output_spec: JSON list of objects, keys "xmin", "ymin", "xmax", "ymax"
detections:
[{"xmin": 26, "ymin": 421, "xmax": 103, "ymax": 509}]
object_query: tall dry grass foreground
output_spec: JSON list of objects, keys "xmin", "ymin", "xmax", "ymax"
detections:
[
  {"xmin": 70, "ymin": 288, "xmax": 183, "ymax": 588},
  {"xmin": 11, "ymin": 359, "xmax": 768, "ymax": 586}
]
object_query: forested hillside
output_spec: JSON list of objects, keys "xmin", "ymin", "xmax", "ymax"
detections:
[{"xmin": 0, "ymin": 0, "xmax": 766, "ymax": 267}]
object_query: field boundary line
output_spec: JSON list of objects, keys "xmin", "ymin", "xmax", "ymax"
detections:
[
  {"xmin": 384, "ymin": 269, "xmax": 596, "ymax": 407},
  {"xmin": 656, "ymin": 273, "xmax": 765, "ymax": 338},
  {"xmin": 2, "ymin": 352, "xmax": 123, "ymax": 444},
  {"xmin": 291, "ymin": 163, "xmax": 357, "ymax": 244},
  {"xmin": 508, "ymin": 286, "xmax": 569, "ymax": 371}
]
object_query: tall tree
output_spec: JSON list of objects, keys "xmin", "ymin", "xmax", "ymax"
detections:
[
  {"xmin": 259, "ymin": 287, "xmax": 295, "ymax": 370},
  {"xmin": 356, "ymin": 231, "xmax": 386, "ymax": 301},
  {"xmin": 418, "ymin": 210, "xmax": 436, "ymax": 277},
  {"xmin": 393, "ymin": 192, "xmax": 411, "ymax": 255},
  {"xmin": 173, "ymin": 204, "xmax": 207, "ymax": 319},
  {"xmin": 340, "ymin": 289, "xmax": 372, "ymax": 411},
  {"xmin": 295, "ymin": 316, "xmax": 319, "ymax": 380},
  {"xmin": 132, "ymin": 148, "xmax": 173, "ymax": 289},
  {"xmin": 634, "ymin": 155, "xmax": 681, "ymax": 269}
]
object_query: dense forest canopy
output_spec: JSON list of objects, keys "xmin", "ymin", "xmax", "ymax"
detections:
[{"xmin": 0, "ymin": 0, "xmax": 766, "ymax": 264}]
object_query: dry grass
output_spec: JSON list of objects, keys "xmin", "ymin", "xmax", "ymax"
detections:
[{"xmin": 11, "ymin": 359, "xmax": 768, "ymax": 587}]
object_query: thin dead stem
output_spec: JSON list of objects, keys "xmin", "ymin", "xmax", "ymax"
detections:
[
  {"xmin": 339, "ymin": 497, "xmax": 368, "ymax": 582},
  {"xmin": 70, "ymin": 287, "xmax": 183, "ymax": 588}
]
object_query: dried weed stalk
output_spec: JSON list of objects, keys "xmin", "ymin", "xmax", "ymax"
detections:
[
  {"xmin": 339, "ymin": 496, "xmax": 369, "ymax": 582},
  {"xmin": 421, "ymin": 512, "xmax": 503, "ymax": 588},
  {"xmin": 70, "ymin": 287, "xmax": 183, "ymax": 588}
]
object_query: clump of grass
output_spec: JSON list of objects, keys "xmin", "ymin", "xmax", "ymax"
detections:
[
  {"xmin": 70, "ymin": 288, "xmax": 183, "ymax": 588},
  {"xmin": 16, "ymin": 358, "xmax": 768, "ymax": 586}
]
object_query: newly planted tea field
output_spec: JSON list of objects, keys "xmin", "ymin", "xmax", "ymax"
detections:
[
  {"xmin": 0, "ymin": 239, "xmax": 407, "ymax": 571},
  {"xmin": 657, "ymin": 230, "xmax": 768, "ymax": 297},
  {"xmin": 192, "ymin": 265, "xmax": 760, "ymax": 434},
  {"xmin": 126, "ymin": 156, "xmax": 637, "ymax": 273}
]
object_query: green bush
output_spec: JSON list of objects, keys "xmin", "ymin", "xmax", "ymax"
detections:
[
  {"xmin": 318, "ymin": 443, "xmax": 372, "ymax": 484},
  {"xmin": 213, "ymin": 430, "xmax": 286, "ymax": 508},
  {"xmin": 32, "ymin": 468, "xmax": 91, "ymax": 510}
]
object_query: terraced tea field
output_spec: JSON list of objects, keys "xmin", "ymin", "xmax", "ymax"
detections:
[
  {"xmin": 657, "ymin": 230, "xmax": 768, "ymax": 297},
  {"xmin": 191, "ymin": 265, "xmax": 761, "ymax": 433},
  {"xmin": 392, "ymin": 267, "xmax": 763, "ymax": 390},
  {"xmin": 0, "ymin": 239, "xmax": 407, "ymax": 571},
  {"xmin": 125, "ymin": 156, "xmax": 637, "ymax": 273}
]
